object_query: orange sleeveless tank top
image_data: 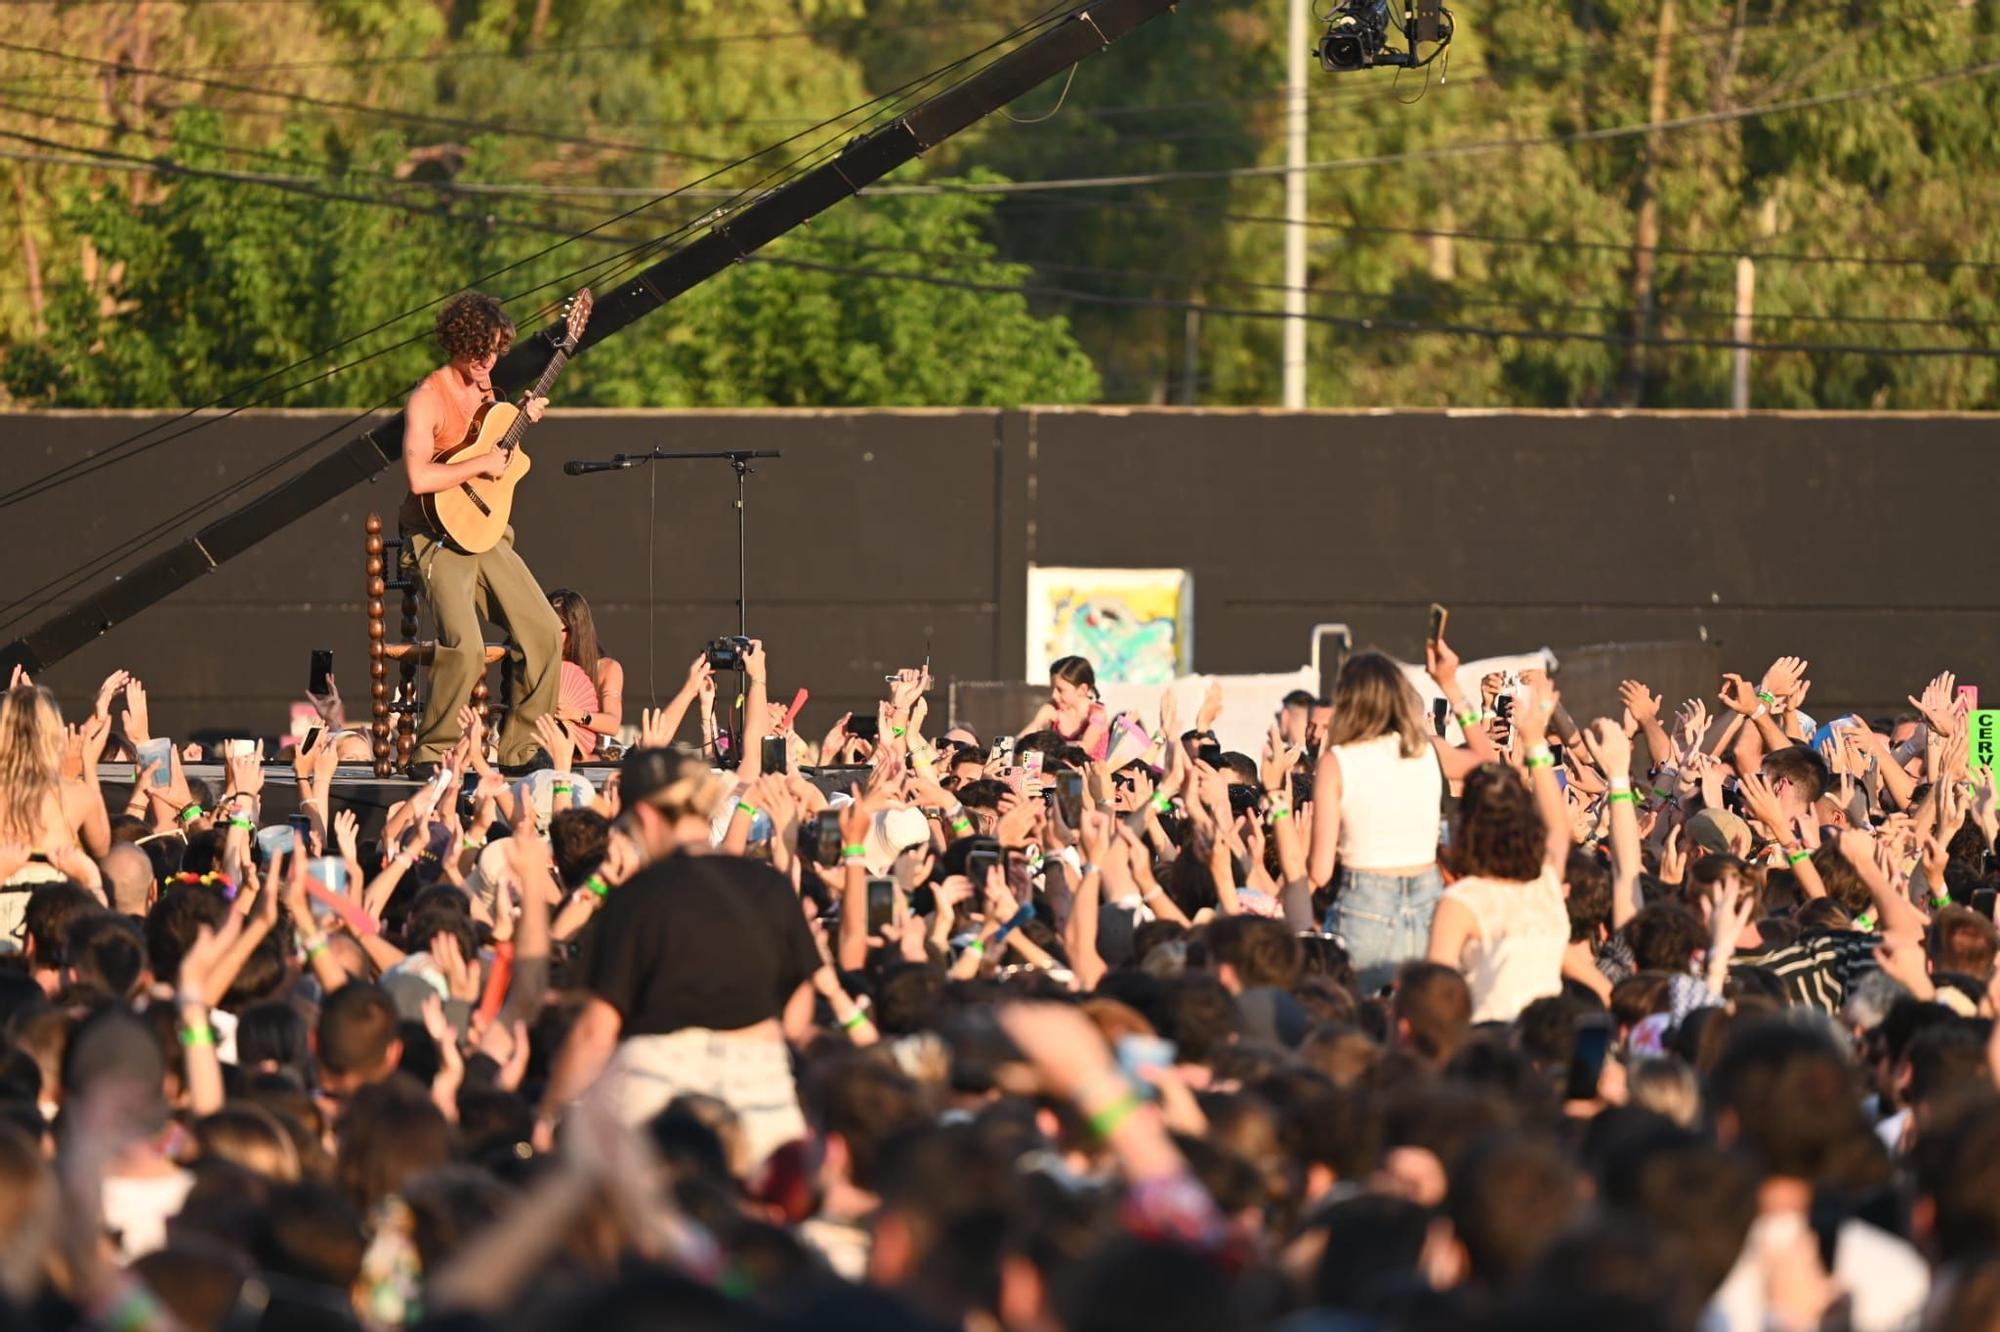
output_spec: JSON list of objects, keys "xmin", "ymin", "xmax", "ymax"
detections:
[{"xmin": 398, "ymin": 368, "xmax": 490, "ymax": 536}]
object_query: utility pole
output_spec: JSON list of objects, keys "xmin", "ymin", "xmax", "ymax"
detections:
[
  {"xmin": 1620, "ymin": 0, "xmax": 1675, "ymax": 406},
  {"xmin": 1281, "ymin": 0, "xmax": 1309, "ymax": 408},
  {"xmin": 1731, "ymin": 256, "xmax": 1754, "ymax": 410}
]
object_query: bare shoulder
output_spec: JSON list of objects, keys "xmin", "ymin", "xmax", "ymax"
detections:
[{"xmin": 597, "ymin": 657, "xmax": 625, "ymax": 690}]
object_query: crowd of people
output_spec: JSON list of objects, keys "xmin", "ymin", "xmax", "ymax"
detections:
[{"xmin": 0, "ymin": 631, "xmax": 1997, "ymax": 1332}]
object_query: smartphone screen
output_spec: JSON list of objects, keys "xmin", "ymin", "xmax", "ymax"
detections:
[
  {"xmin": 1056, "ymin": 770, "xmax": 1085, "ymax": 826},
  {"xmin": 847, "ymin": 716, "xmax": 881, "ymax": 742},
  {"xmin": 301, "ymin": 726, "xmax": 323, "ymax": 755},
  {"xmin": 1022, "ymin": 750, "xmax": 1046, "ymax": 783},
  {"xmin": 992, "ymin": 736, "xmax": 1016, "ymax": 764},
  {"xmin": 865, "ymin": 877, "xmax": 897, "ymax": 934},
  {"xmin": 967, "ymin": 840, "xmax": 1002, "ymax": 886},
  {"xmin": 309, "ymin": 649, "xmax": 334, "ymax": 697},
  {"xmin": 1565, "ymin": 1016, "xmax": 1614, "ymax": 1101},
  {"xmin": 1195, "ymin": 741, "xmax": 1224, "ymax": 769},
  {"xmin": 1427, "ymin": 602, "xmax": 1449, "ymax": 644},
  {"xmin": 137, "ymin": 737, "xmax": 173, "ymax": 788},
  {"xmin": 761, "ymin": 735, "xmax": 787, "ymax": 773},
  {"xmin": 1226, "ymin": 784, "xmax": 1262, "ymax": 818}
]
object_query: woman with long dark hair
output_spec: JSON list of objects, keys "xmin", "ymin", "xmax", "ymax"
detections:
[
  {"xmin": 1023, "ymin": 655, "xmax": 1111, "ymax": 760},
  {"xmin": 548, "ymin": 589, "xmax": 624, "ymax": 758}
]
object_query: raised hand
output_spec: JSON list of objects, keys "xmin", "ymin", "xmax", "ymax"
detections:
[
  {"xmin": 1910, "ymin": 670, "xmax": 1959, "ymax": 735},
  {"xmin": 91, "ymin": 669, "xmax": 131, "ymax": 722},
  {"xmin": 888, "ymin": 668, "xmax": 926, "ymax": 710},
  {"xmin": 1759, "ymin": 656, "xmax": 1809, "ymax": 708},
  {"xmin": 1582, "ymin": 718, "xmax": 1632, "ymax": 780},
  {"xmin": 122, "ymin": 679, "xmax": 151, "ymax": 745},
  {"xmin": 1514, "ymin": 676, "xmax": 1559, "ymax": 746},
  {"xmin": 1719, "ymin": 673, "xmax": 1762, "ymax": 717},
  {"xmin": 307, "ymin": 674, "xmax": 347, "ymax": 730},
  {"xmin": 1736, "ymin": 772, "xmax": 1788, "ymax": 838},
  {"xmin": 1195, "ymin": 680, "xmax": 1224, "ymax": 733},
  {"xmin": 1619, "ymin": 680, "xmax": 1663, "ymax": 727},
  {"xmin": 1425, "ymin": 636, "xmax": 1462, "ymax": 692},
  {"xmin": 532, "ymin": 714, "xmax": 575, "ymax": 775}
]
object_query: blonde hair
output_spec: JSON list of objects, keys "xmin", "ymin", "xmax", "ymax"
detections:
[
  {"xmin": 1322, "ymin": 651, "xmax": 1429, "ymax": 759},
  {"xmin": 195, "ymin": 1106, "xmax": 303, "ymax": 1182},
  {"xmin": 0, "ymin": 686, "xmax": 64, "ymax": 843},
  {"xmin": 1627, "ymin": 1056, "xmax": 1701, "ymax": 1128},
  {"xmin": 632, "ymin": 750, "xmax": 732, "ymax": 826}
]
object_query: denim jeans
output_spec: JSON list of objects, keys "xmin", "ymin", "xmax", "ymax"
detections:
[{"xmin": 1324, "ymin": 865, "xmax": 1444, "ymax": 994}]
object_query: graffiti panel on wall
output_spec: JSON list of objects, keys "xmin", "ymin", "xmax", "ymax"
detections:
[{"xmin": 1025, "ymin": 566, "xmax": 1193, "ymax": 685}]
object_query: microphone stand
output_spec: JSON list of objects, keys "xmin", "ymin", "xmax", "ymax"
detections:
[{"xmin": 567, "ymin": 448, "xmax": 779, "ymax": 760}]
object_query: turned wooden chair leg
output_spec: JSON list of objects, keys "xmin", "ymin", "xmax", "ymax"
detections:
[{"xmin": 366, "ymin": 514, "xmax": 392, "ymax": 778}]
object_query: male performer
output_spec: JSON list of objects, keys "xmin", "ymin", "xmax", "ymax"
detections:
[{"xmin": 398, "ymin": 291, "xmax": 562, "ymax": 777}]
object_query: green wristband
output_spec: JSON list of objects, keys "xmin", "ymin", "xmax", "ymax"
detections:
[
  {"xmin": 1854, "ymin": 911, "xmax": 1877, "ymax": 932},
  {"xmin": 1150, "ymin": 791, "xmax": 1172, "ymax": 814},
  {"xmin": 967, "ymin": 938, "xmax": 986, "ymax": 957},
  {"xmin": 1786, "ymin": 848, "xmax": 1810, "ymax": 865},
  {"xmin": 950, "ymin": 816, "xmax": 972, "ymax": 835},
  {"xmin": 840, "ymin": 1010, "xmax": 869, "ymax": 1031},
  {"xmin": 891, "ymin": 726, "xmax": 907, "ymax": 738},
  {"xmin": 1525, "ymin": 754, "xmax": 1555, "ymax": 771},
  {"xmin": 1606, "ymin": 791, "xmax": 1637, "ymax": 806},
  {"xmin": 303, "ymin": 938, "xmax": 329, "ymax": 962},
  {"xmin": 1652, "ymin": 787, "xmax": 1675, "ymax": 802},
  {"xmin": 841, "ymin": 843, "xmax": 867, "ymax": 860},
  {"xmin": 1087, "ymin": 1091, "xmax": 1143, "ymax": 1139},
  {"xmin": 553, "ymin": 784, "xmax": 573, "ymax": 796},
  {"xmin": 1457, "ymin": 711, "xmax": 1482, "ymax": 729},
  {"xmin": 229, "ymin": 816, "xmax": 254, "ymax": 830},
  {"xmin": 585, "ymin": 873, "xmax": 611, "ymax": 898},
  {"xmin": 179, "ymin": 803, "xmax": 205, "ymax": 825},
  {"xmin": 178, "ymin": 1024, "xmax": 215, "ymax": 1049},
  {"xmin": 1270, "ymin": 807, "xmax": 1292, "ymax": 822},
  {"xmin": 1757, "ymin": 690, "xmax": 1778, "ymax": 707}
]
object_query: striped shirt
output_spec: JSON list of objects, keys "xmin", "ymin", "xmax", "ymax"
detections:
[{"xmin": 1729, "ymin": 928, "xmax": 1880, "ymax": 1012}]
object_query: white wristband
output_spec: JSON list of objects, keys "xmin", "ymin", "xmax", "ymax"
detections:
[{"xmin": 1609, "ymin": 776, "xmax": 1632, "ymax": 792}]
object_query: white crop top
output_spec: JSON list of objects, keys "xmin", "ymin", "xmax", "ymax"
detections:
[{"xmin": 1331, "ymin": 732, "xmax": 1444, "ymax": 870}]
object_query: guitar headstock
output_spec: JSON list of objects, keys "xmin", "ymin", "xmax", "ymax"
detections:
[{"xmin": 560, "ymin": 288, "xmax": 594, "ymax": 351}]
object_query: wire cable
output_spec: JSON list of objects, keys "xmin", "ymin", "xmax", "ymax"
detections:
[
  {"xmin": 0, "ymin": 2, "xmax": 1086, "ymax": 629},
  {"xmin": 0, "ymin": 1, "xmax": 1077, "ymax": 515},
  {"xmin": 747, "ymin": 253, "xmax": 2000, "ymax": 359}
]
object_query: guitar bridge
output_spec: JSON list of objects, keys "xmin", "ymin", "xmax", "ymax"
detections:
[{"xmin": 459, "ymin": 482, "xmax": 493, "ymax": 517}]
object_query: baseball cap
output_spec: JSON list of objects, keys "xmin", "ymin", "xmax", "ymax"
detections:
[{"xmin": 1685, "ymin": 808, "xmax": 1752, "ymax": 858}]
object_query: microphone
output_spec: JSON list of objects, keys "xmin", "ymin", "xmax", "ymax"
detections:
[{"xmin": 563, "ymin": 457, "xmax": 634, "ymax": 476}]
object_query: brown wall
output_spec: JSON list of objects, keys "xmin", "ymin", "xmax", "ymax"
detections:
[{"xmin": 7, "ymin": 408, "xmax": 1994, "ymax": 743}]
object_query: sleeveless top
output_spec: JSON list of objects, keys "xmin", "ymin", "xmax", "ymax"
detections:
[
  {"xmin": 1330, "ymin": 732, "xmax": 1443, "ymax": 869},
  {"xmin": 1055, "ymin": 701, "xmax": 1110, "ymax": 761},
  {"xmin": 397, "ymin": 367, "xmax": 489, "ymax": 536},
  {"xmin": 1439, "ymin": 867, "xmax": 1569, "ymax": 1022}
]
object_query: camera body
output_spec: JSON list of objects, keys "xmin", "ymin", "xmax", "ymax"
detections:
[{"xmin": 706, "ymin": 635, "xmax": 752, "ymax": 672}]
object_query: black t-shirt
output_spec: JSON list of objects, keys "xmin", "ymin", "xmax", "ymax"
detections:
[{"xmin": 573, "ymin": 851, "xmax": 820, "ymax": 1037}]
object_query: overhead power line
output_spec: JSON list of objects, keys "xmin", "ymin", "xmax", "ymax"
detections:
[
  {"xmin": 787, "ymin": 236, "xmax": 2000, "ymax": 334},
  {"xmin": 749, "ymin": 254, "xmax": 2000, "ymax": 360},
  {"xmin": 0, "ymin": 35, "xmax": 742, "ymax": 164}
]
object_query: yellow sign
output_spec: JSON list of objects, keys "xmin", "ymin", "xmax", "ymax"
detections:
[{"xmin": 1973, "ymin": 709, "xmax": 2000, "ymax": 771}]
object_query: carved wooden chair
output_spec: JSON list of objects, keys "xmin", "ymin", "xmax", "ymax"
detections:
[{"xmin": 364, "ymin": 513, "xmax": 511, "ymax": 778}]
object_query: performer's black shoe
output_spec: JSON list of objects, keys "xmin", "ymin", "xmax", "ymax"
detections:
[
  {"xmin": 405, "ymin": 760, "xmax": 442, "ymax": 784},
  {"xmin": 499, "ymin": 750, "xmax": 553, "ymax": 778}
]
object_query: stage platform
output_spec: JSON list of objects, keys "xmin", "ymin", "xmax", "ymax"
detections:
[
  {"xmin": 94, "ymin": 760, "xmax": 867, "ymax": 843},
  {"xmin": 95, "ymin": 761, "xmax": 623, "ymax": 842}
]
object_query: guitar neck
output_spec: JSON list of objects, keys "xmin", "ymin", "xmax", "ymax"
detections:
[{"xmin": 499, "ymin": 347, "xmax": 570, "ymax": 450}]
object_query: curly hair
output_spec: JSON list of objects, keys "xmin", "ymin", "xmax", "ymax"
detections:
[
  {"xmin": 1448, "ymin": 763, "xmax": 1546, "ymax": 882},
  {"xmin": 434, "ymin": 291, "xmax": 514, "ymax": 362}
]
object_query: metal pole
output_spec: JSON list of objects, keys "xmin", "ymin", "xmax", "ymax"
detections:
[
  {"xmin": 1732, "ymin": 256, "xmax": 1755, "ymax": 411},
  {"xmin": 1281, "ymin": 0, "xmax": 1309, "ymax": 409}
]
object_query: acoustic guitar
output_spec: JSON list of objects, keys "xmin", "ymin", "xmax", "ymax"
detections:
[{"xmin": 421, "ymin": 288, "xmax": 594, "ymax": 554}]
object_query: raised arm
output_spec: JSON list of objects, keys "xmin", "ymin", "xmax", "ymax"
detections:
[
  {"xmin": 1583, "ymin": 720, "xmax": 1643, "ymax": 929},
  {"xmin": 1516, "ymin": 679, "xmax": 1570, "ymax": 873}
]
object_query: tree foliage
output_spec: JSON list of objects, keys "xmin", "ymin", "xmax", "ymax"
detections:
[{"xmin": 0, "ymin": 0, "xmax": 1995, "ymax": 409}]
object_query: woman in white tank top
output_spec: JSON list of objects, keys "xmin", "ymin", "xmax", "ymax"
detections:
[{"xmin": 1307, "ymin": 651, "xmax": 1447, "ymax": 991}]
